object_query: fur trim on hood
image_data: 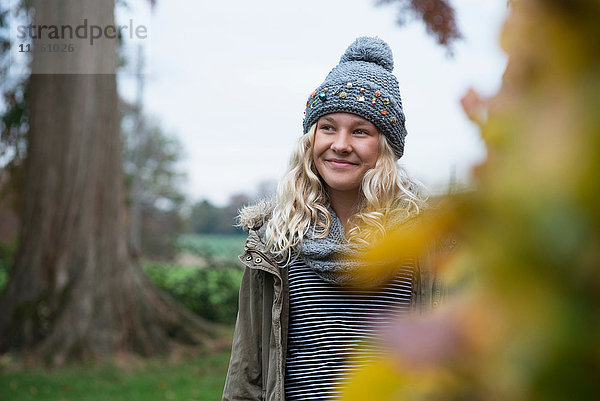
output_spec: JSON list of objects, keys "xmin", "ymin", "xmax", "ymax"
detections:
[{"xmin": 237, "ymin": 198, "xmax": 276, "ymax": 231}]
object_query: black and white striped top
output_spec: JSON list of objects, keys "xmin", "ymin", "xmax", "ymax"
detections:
[{"xmin": 284, "ymin": 258, "xmax": 414, "ymax": 401}]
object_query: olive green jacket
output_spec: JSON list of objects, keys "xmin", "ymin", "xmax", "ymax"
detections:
[{"xmin": 222, "ymin": 207, "xmax": 448, "ymax": 401}]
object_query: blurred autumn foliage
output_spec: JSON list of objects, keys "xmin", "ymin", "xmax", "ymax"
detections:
[
  {"xmin": 343, "ymin": 0, "xmax": 600, "ymax": 400},
  {"xmin": 376, "ymin": 0, "xmax": 461, "ymax": 49}
]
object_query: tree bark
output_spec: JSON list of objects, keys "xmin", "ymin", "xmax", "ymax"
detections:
[{"xmin": 0, "ymin": 0, "xmax": 217, "ymax": 366}]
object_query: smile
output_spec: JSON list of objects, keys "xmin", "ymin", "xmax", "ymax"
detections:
[{"xmin": 326, "ymin": 159, "xmax": 358, "ymax": 168}]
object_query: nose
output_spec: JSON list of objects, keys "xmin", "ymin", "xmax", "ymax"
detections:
[{"xmin": 331, "ymin": 131, "xmax": 352, "ymax": 154}]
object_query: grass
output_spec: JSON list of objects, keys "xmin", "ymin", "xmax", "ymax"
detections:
[
  {"xmin": 0, "ymin": 236, "xmax": 239, "ymax": 401},
  {"xmin": 0, "ymin": 348, "xmax": 232, "ymax": 401},
  {"xmin": 176, "ymin": 234, "xmax": 246, "ymax": 264}
]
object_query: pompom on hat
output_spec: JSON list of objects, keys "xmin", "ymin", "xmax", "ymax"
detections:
[{"xmin": 303, "ymin": 37, "xmax": 408, "ymax": 159}]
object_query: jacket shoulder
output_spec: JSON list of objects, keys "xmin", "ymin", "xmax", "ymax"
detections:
[
  {"xmin": 237, "ymin": 198, "xmax": 281, "ymax": 273},
  {"xmin": 237, "ymin": 197, "xmax": 276, "ymax": 231}
]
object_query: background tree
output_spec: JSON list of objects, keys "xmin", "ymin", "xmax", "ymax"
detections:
[
  {"xmin": 187, "ymin": 182, "xmax": 278, "ymax": 236},
  {"xmin": 0, "ymin": 4, "xmax": 28, "ymax": 221},
  {"xmin": 0, "ymin": 0, "xmax": 216, "ymax": 366},
  {"xmin": 122, "ymin": 107, "xmax": 187, "ymax": 261},
  {"xmin": 189, "ymin": 199, "xmax": 237, "ymax": 234}
]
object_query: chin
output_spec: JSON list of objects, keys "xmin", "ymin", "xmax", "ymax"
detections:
[{"xmin": 325, "ymin": 182, "xmax": 361, "ymax": 193}]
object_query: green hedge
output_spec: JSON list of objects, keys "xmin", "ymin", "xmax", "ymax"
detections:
[
  {"xmin": 0, "ymin": 244, "xmax": 243, "ymax": 324},
  {"xmin": 144, "ymin": 262, "xmax": 243, "ymax": 324}
]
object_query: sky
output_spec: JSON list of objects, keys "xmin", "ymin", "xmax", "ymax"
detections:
[{"xmin": 118, "ymin": 0, "xmax": 509, "ymax": 206}]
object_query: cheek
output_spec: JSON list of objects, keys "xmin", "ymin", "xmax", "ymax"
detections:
[
  {"xmin": 363, "ymin": 141, "xmax": 379, "ymax": 167},
  {"xmin": 311, "ymin": 143, "xmax": 323, "ymax": 166},
  {"xmin": 310, "ymin": 146, "xmax": 324, "ymax": 175},
  {"xmin": 312, "ymin": 134, "xmax": 327, "ymax": 156}
]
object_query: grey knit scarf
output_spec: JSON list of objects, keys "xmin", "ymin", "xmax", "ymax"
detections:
[{"xmin": 299, "ymin": 208, "xmax": 415, "ymax": 288}]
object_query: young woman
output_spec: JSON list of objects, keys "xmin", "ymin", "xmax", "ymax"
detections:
[{"xmin": 222, "ymin": 36, "xmax": 443, "ymax": 401}]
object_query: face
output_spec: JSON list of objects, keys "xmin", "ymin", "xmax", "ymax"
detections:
[{"xmin": 313, "ymin": 112, "xmax": 380, "ymax": 197}]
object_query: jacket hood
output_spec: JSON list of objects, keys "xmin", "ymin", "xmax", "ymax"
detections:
[{"xmin": 237, "ymin": 197, "xmax": 276, "ymax": 231}]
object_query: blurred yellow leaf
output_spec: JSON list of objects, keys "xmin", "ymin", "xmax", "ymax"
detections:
[{"xmin": 340, "ymin": 357, "xmax": 459, "ymax": 401}]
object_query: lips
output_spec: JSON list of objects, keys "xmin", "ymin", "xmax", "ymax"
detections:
[{"xmin": 326, "ymin": 158, "xmax": 358, "ymax": 167}]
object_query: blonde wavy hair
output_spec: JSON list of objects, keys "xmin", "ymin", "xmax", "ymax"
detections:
[{"xmin": 265, "ymin": 123, "xmax": 428, "ymax": 262}]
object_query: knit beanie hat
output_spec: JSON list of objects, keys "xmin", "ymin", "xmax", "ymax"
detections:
[{"xmin": 302, "ymin": 36, "xmax": 408, "ymax": 159}]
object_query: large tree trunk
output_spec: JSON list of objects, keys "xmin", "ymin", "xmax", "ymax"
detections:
[{"xmin": 0, "ymin": 0, "xmax": 217, "ymax": 366}]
